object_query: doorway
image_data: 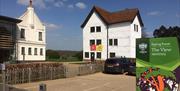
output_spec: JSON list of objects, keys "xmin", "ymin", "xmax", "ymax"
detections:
[{"xmin": 90, "ymin": 52, "xmax": 95, "ymax": 62}]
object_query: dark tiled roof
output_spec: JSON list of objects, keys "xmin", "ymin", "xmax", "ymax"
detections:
[
  {"xmin": 0, "ymin": 15, "xmax": 22, "ymax": 23},
  {"xmin": 81, "ymin": 6, "xmax": 144, "ymax": 28}
]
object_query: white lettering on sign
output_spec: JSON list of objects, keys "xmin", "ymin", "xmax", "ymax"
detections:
[{"xmin": 150, "ymin": 42, "xmax": 172, "ymax": 56}]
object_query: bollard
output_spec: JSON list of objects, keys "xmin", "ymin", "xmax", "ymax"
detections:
[{"xmin": 39, "ymin": 83, "xmax": 46, "ymax": 91}]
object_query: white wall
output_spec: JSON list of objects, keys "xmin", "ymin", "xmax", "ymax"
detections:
[
  {"xmin": 16, "ymin": 43, "xmax": 45, "ymax": 61},
  {"xmin": 108, "ymin": 22, "xmax": 131, "ymax": 58},
  {"xmin": 130, "ymin": 16, "xmax": 142, "ymax": 58},
  {"xmin": 16, "ymin": 6, "xmax": 46, "ymax": 61},
  {"xmin": 83, "ymin": 12, "xmax": 142, "ymax": 60},
  {"xmin": 83, "ymin": 12, "xmax": 107, "ymax": 60}
]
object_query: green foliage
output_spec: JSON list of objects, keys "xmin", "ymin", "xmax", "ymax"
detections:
[
  {"xmin": 73, "ymin": 51, "xmax": 83, "ymax": 61},
  {"xmin": 46, "ymin": 50, "xmax": 83, "ymax": 62}
]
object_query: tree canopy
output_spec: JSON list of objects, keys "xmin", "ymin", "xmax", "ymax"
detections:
[{"xmin": 153, "ymin": 25, "xmax": 180, "ymax": 38}]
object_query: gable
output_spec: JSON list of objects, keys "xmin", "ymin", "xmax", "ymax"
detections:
[
  {"xmin": 81, "ymin": 6, "xmax": 144, "ymax": 28},
  {"xmin": 18, "ymin": 8, "xmax": 44, "ymax": 30}
]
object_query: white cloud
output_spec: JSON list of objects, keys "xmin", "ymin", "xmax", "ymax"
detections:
[
  {"xmin": 17, "ymin": 0, "xmax": 29, "ymax": 6},
  {"xmin": 54, "ymin": 1, "xmax": 64, "ymax": 7},
  {"xmin": 44, "ymin": 22, "xmax": 62, "ymax": 31},
  {"xmin": 67, "ymin": 4, "xmax": 74, "ymax": 9},
  {"xmin": 176, "ymin": 13, "xmax": 180, "ymax": 18},
  {"xmin": 147, "ymin": 11, "xmax": 161, "ymax": 16},
  {"xmin": 17, "ymin": 0, "xmax": 46, "ymax": 9},
  {"xmin": 75, "ymin": 2, "xmax": 86, "ymax": 9}
]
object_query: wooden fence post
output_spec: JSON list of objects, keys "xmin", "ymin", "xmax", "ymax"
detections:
[
  {"xmin": 28, "ymin": 68, "xmax": 31, "ymax": 83},
  {"xmin": 50, "ymin": 67, "xmax": 53, "ymax": 80}
]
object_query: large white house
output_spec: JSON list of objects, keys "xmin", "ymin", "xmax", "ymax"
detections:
[
  {"xmin": 81, "ymin": 6, "xmax": 144, "ymax": 61},
  {"xmin": 16, "ymin": 0, "xmax": 46, "ymax": 61}
]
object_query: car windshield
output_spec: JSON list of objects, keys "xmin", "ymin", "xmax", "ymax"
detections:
[{"xmin": 105, "ymin": 59, "xmax": 119, "ymax": 64}]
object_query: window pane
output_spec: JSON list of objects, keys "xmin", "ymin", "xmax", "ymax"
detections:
[
  {"xmin": 97, "ymin": 52, "xmax": 101, "ymax": 58},
  {"xmin": 21, "ymin": 47, "xmax": 25, "ymax": 55},
  {"xmin": 34, "ymin": 48, "xmax": 37, "ymax": 55},
  {"xmin": 20, "ymin": 29, "xmax": 25, "ymax": 38},
  {"xmin": 96, "ymin": 26, "xmax": 101, "ymax": 32},
  {"xmin": 109, "ymin": 39, "xmax": 113, "ymax": 46},
  {"xmin": 39, "ymin": 32, "xmax": 42, "ymax": 41},
  {"xmin": 110, "ymin": 52, "xmax": 115, "ymax": 58},
  {"xmin": 28, "ymin": 48, "xmax": 31, "ymax": 55},
  {"xmin": 90, "ymin": 27, "xmax": 95, "ymax": 33},
  {"xmin": 40, "ymin": 48, "xmax": 43, "ymax": 55},
  {"xmin": 90, "ymin": 40, "xmax": 95, "ymax": 46},
  {"xmin": 114, "ymin": 39, "xmax": 118, "ymax": 46},
  {"xmin": 96, "ymin": 39, "xmax": 101, "ymax": 45},
  {"xmin": 134, "ymin": 24, "xmax": 138, "ymax": 32},
  {"xmin": 85, "ymin": 52, "xmax": 89, "ymax": 58}
]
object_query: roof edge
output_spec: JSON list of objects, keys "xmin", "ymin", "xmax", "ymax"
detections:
[{"xmin": 0, "ymin": 15, "xmax": 22, "ymax": 23}]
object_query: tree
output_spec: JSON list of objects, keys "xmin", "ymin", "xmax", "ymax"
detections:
[
  {"xmin": 153, "ymin": 25, "xmax": 167, "ymax": 37},
  {"xmin": 153, "ymin": 25, "xmax": 180, "ymax": 38},
  {"xmin": 153, "ymin": 25, "xmax": 180, "ymax": 50}
]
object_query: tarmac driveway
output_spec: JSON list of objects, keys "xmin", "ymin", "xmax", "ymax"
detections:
[{"xmin": 14, "ymin": 73, "xmax": 136, "ymax": 91}]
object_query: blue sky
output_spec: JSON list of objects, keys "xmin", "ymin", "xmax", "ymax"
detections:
[{"xmin": 0, "ymin": 0, "xmax": 179, "ymax": 51}]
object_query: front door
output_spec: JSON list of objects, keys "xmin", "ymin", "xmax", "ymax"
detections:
[{"xmin": 90, "ymin": 52, "xmax": 95, "ymax": 62}]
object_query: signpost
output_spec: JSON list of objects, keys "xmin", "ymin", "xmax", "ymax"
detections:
[{"xmin": 1, "ymin": 63, "xmax": 6, "ymax": 91}]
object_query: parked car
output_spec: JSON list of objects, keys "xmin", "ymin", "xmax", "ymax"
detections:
[
  {"xmin": 128, "ymin": 62, "xmax": 136, "ymax": 75},
  {"xmin": 104, "ymin": 57, "xmax": 130, "ymax": 73}
]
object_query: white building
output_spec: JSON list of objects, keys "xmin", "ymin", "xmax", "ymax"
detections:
[
  {"xmin": 81, "ymin": 6, "xmax": 144, "ymax": 61},
  {"xmin": 16, "ymin": 0, "xmax": 46, "ymax": 61}
]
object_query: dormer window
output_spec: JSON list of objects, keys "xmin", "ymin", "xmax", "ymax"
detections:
[{"xmin": 20, "ymin": 28, "xmax": 25, "ymax": 39}]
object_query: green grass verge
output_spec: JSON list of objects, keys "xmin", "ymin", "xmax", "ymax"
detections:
[{"xmin": 136, "ymin": 58, "xmax": 180, "ymax": 71}]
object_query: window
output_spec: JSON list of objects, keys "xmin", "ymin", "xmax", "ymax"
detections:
[
  {"xmin": 21, "ymin": 47, "xmax": 25, "ymax": 55},
  {"xmin": 97, "ymin": 52, "xmax": 101, "ymax": 59},
  {"xmin": 134, "ymin": 24, "xmax": 138, "ymax": 32},
  {"xmin": 96, "ymin": 26, "xmax": 101, "ymax": 32},
  {"xmin": 39, "ymin": 32, "xmax": 42, "ymax": 41},
  {"xmin": 110, "ymin": 52, "xmax": 115, "ymax": 58},
  {"xmin": 85, "ymin": 52, "xmax": 89, "ymax": 58},
  {"xmin": 20, "ymin": 28, "xmax": 25, "ymax": 38},
  {"xmin": 28, "ymin": 47, "xmax": 32, "ymax": 55},
  {"xmin": 34, "ymin": 48, "xmax": 37, "ymax": 55},
  {"xmin": 114, "ymin": 39, "xmax": 118, "ymax": 46},
  {"xmin": 90, "ymin": 40, "xmax": 95, "ymax": 46},
  {"xmin": 96, "ymin": 39, "xmax": 101, "ymax": 45},
  {"xmin": 90, "ymin": 27, "xmax": 95, "ymax": 33},
  {"xmin": 40, "ymin": 48, "xmax": 43, "ymax": 56},
  {"xmin": 109, "ymin": 39, "xmax": 113, "ymax": 46}
]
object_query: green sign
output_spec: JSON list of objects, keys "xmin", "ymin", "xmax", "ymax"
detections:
[
  {"xmin": 136, "ymin": 37, "xmax": 180, "ymax": 91},
  {"xmin": 136, "ymin": 37, "xmax": 180, "ymax": 65}
]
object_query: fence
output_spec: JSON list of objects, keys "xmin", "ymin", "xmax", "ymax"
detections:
[
  {"xmin": 3, "ymin": 61, "xmax": 104, "ymax": 84},
  {"xmin": 0, "ymin": 83, "xmax": 27, "ymax": 91},
  {"xmin": 5, "ymin": 63, "xmax": 65, "ymax": 84},
  {"xmin": 65, "ymin": 62, "xmax": 104, "ymax": 77}
]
